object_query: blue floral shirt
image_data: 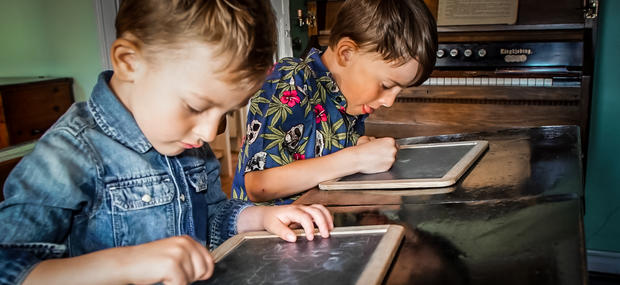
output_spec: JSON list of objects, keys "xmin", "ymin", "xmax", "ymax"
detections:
[
  {"xmin": 232, "ymin": 48, "xmax": 367, "ymax": 205},
  {"xmin": 0, "ymin": 71, "xmax": 252, "ymax": 284}
]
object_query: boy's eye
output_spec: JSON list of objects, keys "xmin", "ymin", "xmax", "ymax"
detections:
[
  {"xmin": 186, "ymin": 104, "xmax": 201, "ymax": 114},
  {"xmin": 381, "ymin": 84, "xmax": 390, "ymax": 90}
]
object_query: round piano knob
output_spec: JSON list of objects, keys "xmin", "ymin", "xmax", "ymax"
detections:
[
  {"xmin": 450, "ymin": 49, "xmax": 459, "ymax": 57},
  {"xmin": 478, "ymin": 48, "xmax": 487, "ymax": 58},
  {"xmin": 436, "ymin": 49, "xmax": 446, "ymax": 58},
  {"xmin": 464, "ymin": 49, "xmax": 473, "ymax": 57}
]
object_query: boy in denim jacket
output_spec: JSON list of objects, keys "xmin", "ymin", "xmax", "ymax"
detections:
[
  {"xmin": 0, "ymin": 1, "xmax": 332, "ymax": 284},
  {"xmin": 232, "ymin": 0, "xmax": 438, "ymax": 204}
]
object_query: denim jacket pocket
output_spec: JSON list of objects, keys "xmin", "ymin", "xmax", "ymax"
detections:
[
  {"xmin": 187, "ymin": 166, "xmax": 226, "ymax": 203},
  {"xmin": 108, "ymin": 175, "xmax": 176, "ymax": 246},
  {"xmin": 187, "ymin": 168, "xmax": 209, "ymax": 194}
]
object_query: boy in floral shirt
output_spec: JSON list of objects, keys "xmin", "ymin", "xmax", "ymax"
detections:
[{"xmin": 232, "ymin": 0, "xmax": 438, "ymax": 204}]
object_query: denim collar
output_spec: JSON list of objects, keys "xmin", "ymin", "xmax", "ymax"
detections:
[{"xmin": 87, "ymin": 71, "xmax": 152, "ymax": 154}]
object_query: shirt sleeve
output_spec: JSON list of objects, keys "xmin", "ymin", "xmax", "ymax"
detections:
[
  {"xmin": 202, "ymin": 154, "xmax": 253, "ymax": 249},
  {"xmin": 0, "ymin": 129, "xmax": 95, "ymax": 284},
  {"xmin": 239, "ymin": 62, "xmax": 313, "ymax": 175},
  {"xmin": 207, "ymin": 198, "xmax": 253, "ymax": 250}
]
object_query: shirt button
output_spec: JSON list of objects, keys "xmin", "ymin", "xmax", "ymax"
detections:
[
  {"xmin": 141, "ymin": 194, "xmax": 152, "ymax": 203},
  {"xmin": 180, "ymin": 194, "xmax": 186, "ymax": 202}
]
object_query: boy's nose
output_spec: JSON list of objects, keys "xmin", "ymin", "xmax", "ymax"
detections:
[
  {"xmin": 197, "ymin": 127, "xmax": 218, "ymax": 143},
  {"xmin": 194, "ymin": 118, "xmax": 222, "ymax": 143},
  {"xmin": 380, "ymin": 88, "xmax": 400, "ymax": 107}
]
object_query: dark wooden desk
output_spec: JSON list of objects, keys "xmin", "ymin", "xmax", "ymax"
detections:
[
  {"xmin": 295, "ymin": 126, "xmax": 586, "ymax": 284},
  {"xmin": 296, "ymin": 126, "xmax": 584, "ymax": 206}
]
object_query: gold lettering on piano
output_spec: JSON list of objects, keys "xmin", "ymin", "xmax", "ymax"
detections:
[{"xmin": 500, "ymin": 48, "xmax": 533, "ymax": 55}]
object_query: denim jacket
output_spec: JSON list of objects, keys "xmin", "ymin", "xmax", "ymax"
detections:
[{"xmin": 0, "ymin": 71, "xmax": 252, "ymax": 284}]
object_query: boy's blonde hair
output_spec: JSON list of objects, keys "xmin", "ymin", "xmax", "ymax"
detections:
[
  {"xmin": 116, "ymin": 0, "xmax": 276, "ymax": 85},
  {"xmin": 329, "ymin": 0, "xmax": 438, "ymax": 86}
]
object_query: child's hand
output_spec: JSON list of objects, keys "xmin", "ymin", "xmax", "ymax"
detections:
[
  {"xmin": 353, "ymin": 137, "xmax": 398, "ymax": 174},
  {"xmin": 261, "ymin": 204, "xmax": 334, "ymax": 242},
  {"xmin": 122, "ymin": 236, "xmax": 214, "ymax": 284},
  {"xmin": 357, "ymin": 135, "xmax": 376, "ymax": 145}
]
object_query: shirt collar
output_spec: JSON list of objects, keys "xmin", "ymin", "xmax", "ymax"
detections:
[
  {"xmin": 306, "ymin": 48, "xmax": 329, "ymax": 76},
  {"xmin": 306, "ymin": 48, "xmax": 368, "ymax": 121},
  {"xmin": 87, "ymin": 71, "xmax": 152, "ymax": 153}
]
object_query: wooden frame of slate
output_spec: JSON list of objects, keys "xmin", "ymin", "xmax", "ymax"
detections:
[
  {"xmin": 208, "ymin": 225, "xmax": 405, "ymax": 285},
  {"xmin": 318, "ymin": 140, "xmax": 489, "ymax": 190}
]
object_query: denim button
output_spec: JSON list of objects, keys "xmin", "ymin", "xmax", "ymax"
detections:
[
  {"xmin": 141, "ymin": 194, "xmax": 152, "ymax": 203},
  {"xmin": 180, "ymin": 194, "xmax": 186, "ymax": 202}
]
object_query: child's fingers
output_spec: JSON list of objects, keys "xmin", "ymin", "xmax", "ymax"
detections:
[
  {"xmin": 301, "ymin": 205, "xmax": 332, "ymax": 238},
  {"xmin": 189, "ymin": 240, "xmax": 214, "ymax": 280},
  {"xmin": 309, "ymin": 204, "xmax": 334, "ymax": 230},
  {"xmin": 171, "ymin": 236, "xmax": 206, "ymax": 282},
  {"xmin": 290, "ymin": 208, "xmax": 317, "ymax": 241},
  {"xmin": 268, "ymin": 217, "xmax": 298, "ymax": 242},
  {"xmin": 174, "ymin": 236, "xmax": 213, "ymax": 282},
  {"xmin": 357, "ymin": 136, "xmax": 371, "ymax": 145}
]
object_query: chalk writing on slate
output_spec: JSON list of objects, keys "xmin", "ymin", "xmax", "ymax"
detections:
[
  {"xmin": 341, "ymin": 144, "xmax": 474, "ymax": 181},
  {"xmin": 201, "ymin": 233, "xmax": 383, "ymax": 285},
  {"xmin": 319, "ymin": 140, "xmax": 488, "ymax": 190}
]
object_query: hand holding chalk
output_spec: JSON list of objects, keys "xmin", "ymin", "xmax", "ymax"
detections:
[{"xmin": 353, "ymin": 137, "xmax": 398, "ymax": 174}]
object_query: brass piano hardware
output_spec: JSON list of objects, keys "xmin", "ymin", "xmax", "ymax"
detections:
[
  {"xmin": 584, "ymin": 0, "xmax": 598, "ymax": 19},
  {"xmin": 296, "ymin": 9, "xmax": 316, "ymax": 28}
]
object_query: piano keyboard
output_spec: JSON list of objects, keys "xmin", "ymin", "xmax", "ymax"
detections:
[{"xmin": 421, "ymin": 77, "xmax": 553, "ymax": 87}]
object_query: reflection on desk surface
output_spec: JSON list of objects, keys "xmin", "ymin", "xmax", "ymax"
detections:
[{"xmin": 331, "ymin": 195, "xmax": 586, "ymax": 285}]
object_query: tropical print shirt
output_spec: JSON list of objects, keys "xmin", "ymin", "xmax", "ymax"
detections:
[{"xmin": 231, "ymin": 48, "xmax": 367, "ymax": 205}]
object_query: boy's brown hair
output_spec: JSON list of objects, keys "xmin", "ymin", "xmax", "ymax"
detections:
[
  {"xmin": 329, "ymin": 0, "xmax": 438, "ymax": 86},
  {"xmin": 115, "ymin": 0, "xmax": 276, "ymax": 85}
]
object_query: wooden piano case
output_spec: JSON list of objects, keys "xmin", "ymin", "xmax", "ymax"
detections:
[{"xmin": 305, "ymin": 0, "xmax": 597, "ymax": 155}]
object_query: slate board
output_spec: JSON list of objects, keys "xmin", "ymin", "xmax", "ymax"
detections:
[
  {"xmin": 319, "ymin": 140, "xmax": 488, "ymax": 190},
  {"xmin": 200, "ymin": 225, "xmax": 404, "ymax": 285}
]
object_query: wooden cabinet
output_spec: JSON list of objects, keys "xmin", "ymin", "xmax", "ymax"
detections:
[
  {"xmin": 0, "ymin": 77, "xmax": 74, "ymax": 199},
  {"xmin": 0, "ymin": 77, "xmax": 74, "ymax": 147}
]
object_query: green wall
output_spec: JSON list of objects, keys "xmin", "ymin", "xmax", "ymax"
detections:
[
  {"xmin": 584, "ymin": 0, "xmax": 620, "ymax": 253},
  {"xmin": 0, "ymin": 0, "xmax": 102, "ymax": 101}
]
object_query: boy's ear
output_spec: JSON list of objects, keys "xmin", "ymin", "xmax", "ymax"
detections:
[
  {"xmin": 110, "ymin": 38, "xmax": 142, "ymax": 82},
  {"xmin": 335, "ymin": 37, "xmax": 358, "ymax": 67}
]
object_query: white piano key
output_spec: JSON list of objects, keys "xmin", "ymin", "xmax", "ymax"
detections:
[
  {"xmin": 496, "ymin": 78, "xmax": 504, "ymax": 85},
  {"xmin": 528, "ymin": 78, "xmax": 536, "ymax": 86},
  {"xmin": 489, "ymin": 78, "xmax": 497, "ymax": 86},
  {"xmin": 473, "ymin": 78, "xmax": 481, "ymax": 86},
  {"xmin": 481, "ymin": 78, "xmax": 489, "ymax": 85},
  {"xmin": 458, "ymin": 77, "xmax": 466, "ymax": 85},
  {"xmin": 437, "ymin": 77, "xmax": 445, "ymax": 85},
  {"xmin": 512, "ymin": 78, "xmax": 520, "ymax": 86},
  {"xmin": 466, "ymin": 78, "xmax": 474, "ymax": 86},
  {"xmin": 536, "ymin": 78, "xmax": 544, "ymax": 87},
  {"xmin": 519, "ymin": 78, "xmax": 528, "ymax": 86},
  {"xmin": 429, "ymin": 77, "xmax": 437, "ymax": 85},
  {"xmin": 544, "ymin": 78, "xmax": 553, "ymax": 86},
  {"xmin": 451, "ymin": 77, "xmax": 459, "ymax": 85}
]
